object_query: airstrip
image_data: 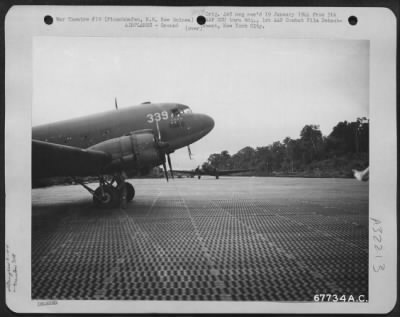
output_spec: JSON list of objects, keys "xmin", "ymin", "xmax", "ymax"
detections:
[{"xmin": 32, "ymin": 177, "xmax": 368, "ymax": 301}]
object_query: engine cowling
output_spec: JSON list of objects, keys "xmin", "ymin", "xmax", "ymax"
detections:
[{"xmin": 88, "ymin": 129, "xmax": 164, "ymax": 173}]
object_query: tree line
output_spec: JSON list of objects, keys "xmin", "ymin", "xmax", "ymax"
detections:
[{"xmin": 202, "ymin": 118, "xmax": 369, "ymax": 178}]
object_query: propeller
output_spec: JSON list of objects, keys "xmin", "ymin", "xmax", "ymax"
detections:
[
  {"xmin": 162, "ymin": 160, "xmax": 169, "ymax": 181},
  {"xmin": 155, "ymin": 120, "xmax": 173, "ymax": 181},
  {"xmin": 155, "ymin": 120, "xmax": 162, "ymax": 140},
  {"xmin": 167, "ymin": 154, "xmax": 174, "ymax": 179},
  {"xmin": 187, "ymin": 145, "xmax": 193, "ymax": 160},
  {"xmin": 115, "ymin": 97, "xmax": 118, "ymax": 110}
]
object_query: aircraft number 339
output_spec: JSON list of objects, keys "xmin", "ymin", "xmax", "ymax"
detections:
[{"xmin": 146, "ymin": 111, "xmax": 169, "ymax": 123}]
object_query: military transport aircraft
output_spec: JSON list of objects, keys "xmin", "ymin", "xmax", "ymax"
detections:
[
  {"xmin": 32, "ymin": 102, "xmax": 214, "ymax": 207},
  {"xmin": 174, "ymin": 166, "xmax": 252, "ymax": 179}
]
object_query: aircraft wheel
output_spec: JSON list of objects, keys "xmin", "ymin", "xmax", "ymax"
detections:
[
  {"xmin": 125, "ymin": 182, "xmax": 135, "ymax": 201},
  {"xmin": 93, "ymin": 186, "xmax": 119, "ymax": 208}
]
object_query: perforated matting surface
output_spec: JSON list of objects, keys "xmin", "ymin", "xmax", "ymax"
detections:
[{"xmin": 32, "ymin": 177, "xmax": 368, "ymax": 301}]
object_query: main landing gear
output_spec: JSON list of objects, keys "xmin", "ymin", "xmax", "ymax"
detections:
[{"xmin": 77, "ymin": 174, "xmax": 135, "ymax": 208}]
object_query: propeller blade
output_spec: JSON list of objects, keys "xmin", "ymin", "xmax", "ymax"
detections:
[
  {"xmin": 115, "ymin": 97, "xmax": 118, "ymax": 110},
  {"xmin": 187, "ymin": 145, "xmax": 192, "ymax": 160},
  {"xmin": 162, "ymin": 161, "xmax": 169, "ymax": 182},
  {"xmin": 167, "ymin": 154, "xmax": 174, "ymax": 179},
  {"xmin": 155, "ymin": 120, "xmax": 162, "ymax": 141}
]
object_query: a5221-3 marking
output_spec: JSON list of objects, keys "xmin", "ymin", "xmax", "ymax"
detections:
[{"xmin": 371, "ymin": 217, "xmax": 384, "ymax": 273}]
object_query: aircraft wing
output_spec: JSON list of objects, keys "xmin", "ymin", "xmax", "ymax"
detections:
[
  {"xmin": 214, "ymin": 168, "xmax": 253, "ymax": 176},
  {"xmin": 173, "ymin": 170, "xmax": 197, "ymax": 176},
  {"xmin": 173, "ymin": 168, "xmax": 252, "ymax": 176},
  {"xmin": 32, "ymin": 140, "xmax": 112, "ymax": 179}
]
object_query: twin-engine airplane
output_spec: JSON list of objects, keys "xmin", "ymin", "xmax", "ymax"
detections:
[
  {"xmin": 32, "ymin": 102, "xmax": 214, "ymax": 207},
  {"xmin": 174, "ymin": 166, "xmax": 252, "ymax": 179}
]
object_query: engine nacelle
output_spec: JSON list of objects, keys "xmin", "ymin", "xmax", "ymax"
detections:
[{"xmin": 88, "ymin": 130, "xmax": 164, "ymax": 173}]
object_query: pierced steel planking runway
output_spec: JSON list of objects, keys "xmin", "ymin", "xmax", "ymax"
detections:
[{"xmin": 32, "ymin": 177, "xmax": 368, "ymax": 301}]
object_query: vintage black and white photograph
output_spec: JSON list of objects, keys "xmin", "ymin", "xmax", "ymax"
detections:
[
  {"xmin": 31, "ymin": 35, "xmax": 370, "ymax": 301},
  {"xmin": 4, "ymin": 5, "xmax": 397, "ymax": 314}
]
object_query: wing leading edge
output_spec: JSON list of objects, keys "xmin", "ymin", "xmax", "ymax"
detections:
[{"xmin": 174, "ymin": 168, "xmax": 253, "ymax": 177}]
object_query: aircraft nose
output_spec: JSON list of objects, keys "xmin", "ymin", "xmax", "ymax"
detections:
[
  {"xmin": 165, "ymin": 112, "xmax": 214, "ymax": 151},
  {"xmin": 192, "ymin": 113, "xmax": 214, "ymax": 139},
  {"xmin": 201, "ymin": 114, "xmax": 215, "ymax": 135}
]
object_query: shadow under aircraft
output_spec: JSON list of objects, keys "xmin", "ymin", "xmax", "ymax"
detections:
[
  {"xmin": 174, "ymin": 166, "xmax": 253, "ymax": 179},
  {"xmin": 32, "ymin": 102, "xmax": 214, "ymax": 207}
]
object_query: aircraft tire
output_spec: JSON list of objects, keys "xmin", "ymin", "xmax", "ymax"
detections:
[
  {"xmin": 125, "ymin": 182, "xmax": 135, "ymax": 201},
  {"xmin": 93, "ymin": 186, "xmax": 119, "ymax": 208}
]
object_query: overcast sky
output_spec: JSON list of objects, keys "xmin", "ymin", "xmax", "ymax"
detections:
[{"xmin": 33, "ymin": 37, "xmax": 369, "ymax": 169}]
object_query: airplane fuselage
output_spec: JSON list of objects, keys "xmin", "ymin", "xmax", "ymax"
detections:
[
  {"xmin": 31, "ymin": 102, "xmax": 214, "ymax": 206},
  {"xmin": 33, "ymin": 103, "xmax": 214, "ymax": 154}
]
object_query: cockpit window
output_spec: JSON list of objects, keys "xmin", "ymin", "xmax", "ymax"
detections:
[
  {"xmin": 170, "ymin": 106, "xmax": 190, "ymax": 128},
  {"xmin": 171, "ymin": 106, "xmax": 191, "ymax": 117},
  {"xmin": 171, "ymin": 108, "xmax": 181, "ymax": 117}
]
